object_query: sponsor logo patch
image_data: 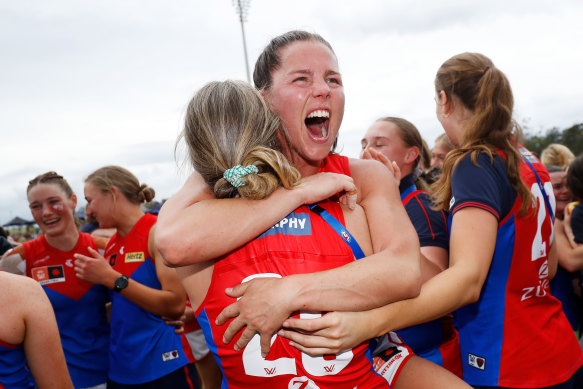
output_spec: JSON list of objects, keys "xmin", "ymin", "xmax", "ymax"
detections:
[
  {"xmin": 125, "ymin": 252, "xmax": 145, "ymax": 263},
  {"xmin": 449, "ymin": 196, "xmax": 456, "ymax": 211},
  {"xmin": 468, "ymin": 353, "xmax": 485, "ymax": 370},
  {"xmin": 258, "ymin": 212, "xmax": 311, "ymax": 238},
  {"xmin": 31, "ymin": 265, "xmax": 65, "ymax": 285},
  {"xmin": 161, "ymin": 350, "xmax": 180, "ymax": 362}
]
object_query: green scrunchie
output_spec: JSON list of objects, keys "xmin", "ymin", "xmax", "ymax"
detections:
[{"xmin": 223, "ymin": 165, "xmax": 259, "ymax": 188}]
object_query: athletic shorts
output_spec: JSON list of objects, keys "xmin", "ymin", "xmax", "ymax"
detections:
[
  {"xmin": 372, "ymin": 332, "xmax": 414, "ymax": 387},
  {"xmin": 185, "ymin": 329, "xmax": 211, "ymax": 362},
  {"xmin": 106, "ymin": 365, "xmax": 195, "ymax": 389}
]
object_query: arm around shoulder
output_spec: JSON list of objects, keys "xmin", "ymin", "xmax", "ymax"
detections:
[
  {"xmin": 156, "ymin": 171, "xmax": 358, "ymax": 267},
  {"xmin": 348, "ymin": 158, "xmax": 422, "ymax": 300},
  {"xmin": 156, "ymin": 172, "xmax": 304, "ymax": 266}
]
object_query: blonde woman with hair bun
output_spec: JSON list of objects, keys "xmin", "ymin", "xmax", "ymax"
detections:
[
  {"xmin": 73, "ymin": 166, "xmax": 194, "ymax": 388},
  {"xmin": 541, "ymin": 143, "xmax": 575, "ymax": 169}
]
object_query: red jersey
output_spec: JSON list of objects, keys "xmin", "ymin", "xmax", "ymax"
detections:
[
  {"xmin": 196, "ymin": 201, "xmax": 388, "ymax": 388},
  {"xmin": 451, "ymin": 147, "xmax": 583, "ymax": 386},
  {"xmin": 18, "ymin": 233, "xmax": 110, "ymax": 387}
]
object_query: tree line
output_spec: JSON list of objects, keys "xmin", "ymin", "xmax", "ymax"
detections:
[{"xmin": 522, "ymin": 123, "xmax": 583, "ymax": 158}]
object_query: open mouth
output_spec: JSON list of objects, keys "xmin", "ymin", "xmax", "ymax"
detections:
[{"xmin": 305, "ymin": 110, "xmax": 330, "ymax": 140}]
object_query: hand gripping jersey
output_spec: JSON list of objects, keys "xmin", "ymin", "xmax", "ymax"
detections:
[
  {"xmin": 104, "ymin": 213, "xmax": 188, "ymax": 385},
  {"xmin": 450, "ymin": 147, "xmax": 583, "ymax": 387},
  {"xmin": 0, "ymin": 339, "xmax": 35, "ymax": 389},
  {"xmin": 17, "ymin": 232, "xmax": 109, "ymax": 388},
  {"xmin": 196, "ymin": 201, "xmax": 388, "ymax": 388},
  {"xmin": 396, "ymin": 174, "xmax": 462, "ymax": 377}
]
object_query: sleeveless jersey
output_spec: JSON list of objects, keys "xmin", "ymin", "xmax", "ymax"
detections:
[
  {"xmin": 318, "ymin": 153, "xmax": 350, "ymax": 176},
  {"xmin": 396, "ymin": 174, "xmax": 461, "ymax": 377},
  {"xmin": 317, "ymin": 153, "xmax": 421, "ymax": 386},
  {"xmin": 18, "ymin": 233, "xmax": 109, "ymax": 388},
  {"xmin": 0, "ymin": 339, "xmax": 35, "ymax": 389},
  {"xmin": 450, "ymin": 147, "xmax": 583, "ymax": 387},
  {"xmin": 196, "ymin": 201, "xmax": 388, "ymax": 388},
  {"xmin": 104, "ymin": 213, "xmax": 189, "ymax": 384}
]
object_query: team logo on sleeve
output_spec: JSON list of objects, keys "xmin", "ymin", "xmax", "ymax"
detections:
[
  {"xmin": 161, "ymin": 349, "xmax": 180, "ymax": 362},
  {"xmin": 125, "ymin": 252, "xmax": 145, "ymax": 263},
  {"xmin": 31, "ymin": 265, "xmax": 65, "ymax": 285},
  {"xmin": 449, "ymin": 196, "xmax": 456, "ymax": 211},
  {"xmin": 468, "ymin": 353, "xmax": 486, "ymax": 370},
  {"xmin": 258, "ymin": 212, "xmax": 312, "ymax": 238}
]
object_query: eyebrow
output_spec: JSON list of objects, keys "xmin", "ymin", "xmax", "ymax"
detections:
[
  {"xmin": 362, "ymin": 136, "xmax": 389, "ymax": 144},
  {"xmin": 287, "ymin": 69, "xmax": 342, "ymax": 77}
]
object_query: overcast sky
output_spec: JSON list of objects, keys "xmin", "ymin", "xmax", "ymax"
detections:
[{"xmin": 2, "ymin": 0, "xmax": 582, "ymax": 226}]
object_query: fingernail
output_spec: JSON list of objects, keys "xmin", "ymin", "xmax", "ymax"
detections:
[
  {"xmin": 261, "ymin": 352, "xmax": 266, "ymax": 358},
  {"xmin": 234, "ymin": 345, "xmax": 240, "ymax": 351}
]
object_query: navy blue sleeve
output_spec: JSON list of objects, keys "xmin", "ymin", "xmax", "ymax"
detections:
[
  {"xmin": 571, "ymin": 203, "xmax": 583, "ymax": 244},
  {"xmin": 0, "ymin": 236, "xmax": 13, "ymax": 256},
  {"xmin": 405, "ymin": 192, "xmax": 449, "ymax": 250},
  {"xmin": 450, "ymin": 152, "xmax": 516, "ymax": 220}
]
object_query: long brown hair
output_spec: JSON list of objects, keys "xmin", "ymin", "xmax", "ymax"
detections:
[
  {"xmin": 180, "ymin": 80, "xmax": 301, "ymax": 200},
  {"xmin": 432, "ymin": 52, "xmax": 532, "ymax": 215}
]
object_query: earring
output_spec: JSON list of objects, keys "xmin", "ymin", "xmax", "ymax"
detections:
[{"xmin": 442, "ymin": 112, "xmax": 449, "ymax": 118}]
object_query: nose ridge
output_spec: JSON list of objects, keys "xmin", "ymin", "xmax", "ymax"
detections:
[
  {"xmin": 41, "ymin": 204, "xmax": 53, "ymax": 216},
  {"xmin": 312, "ymin": 78, "xmax": 331, "ymax": 98}
]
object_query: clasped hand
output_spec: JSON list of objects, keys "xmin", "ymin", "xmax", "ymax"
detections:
[{"xmin": 216, "ymin": 276, "xmax": 369, "ymax": 357}]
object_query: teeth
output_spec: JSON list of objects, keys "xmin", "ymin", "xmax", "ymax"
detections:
[
  {"xmin": 307, "ymin": 110, "xmax": 329, "ymax": 119},
  {"xmin": 322, "ymin": 126, "xmax": 327, "ymax": 137}
]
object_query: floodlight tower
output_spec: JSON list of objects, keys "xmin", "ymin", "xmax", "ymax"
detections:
[{"xmin": 232, "ymin": 0, "xmax": 251, "ymax": 83}]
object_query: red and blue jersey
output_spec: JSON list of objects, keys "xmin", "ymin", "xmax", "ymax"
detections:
[
  {"xmin": 396, "ymin": 174, "xmax": 461, "ymax": 377},
  {"xmin": 104, "ymin": 213, "xmax": 189, "ymax": 385},
  {"xmin": 196, "ymin": 200, "xmax": 388, "ymax": 388},
  {"xmin": 449, "ymin": 147, "xmax": 583, "ymax": 387},
  {"xmin": 18, "ymin": 233, "xmax": 109, "ymax": 388},
  {"xmin": 0, "ymin": 339, "xmax": 35, "ymax": 389}
]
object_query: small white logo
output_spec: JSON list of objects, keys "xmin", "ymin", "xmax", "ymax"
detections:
[
  {"xmin": 539, "ymin": 260, "xmax": 549, "ymax": 278},
  {"xmin": 120, "ymin": 246, "xmax": 125, "ymax": 255},
  {"xmin": 468, "ymin": 353, "xmax": 485, "ymax": 370},
  {"xmin": 449, "ymin": 196, "xmax": 456, "ymax": 210},
  {"xmin": 65, "ymin": 259, "xmax": 73, "ymax": 267},
  {"xmin": 288, "ymin": 376, "xmax": 319, "ymax": 389},
  {"xmin": 161, "ymin": 350, "xmax": 180, "ymax": 362}
]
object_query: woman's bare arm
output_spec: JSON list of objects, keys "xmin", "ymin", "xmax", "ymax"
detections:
[
  {"xmin": 156, "ymin": 171, "xmax": 358, "ymax": 267},
  {"xmin": 555, "ymin": 218, "xmax": 583, "ymax": 273},
  {"xmin": 277, "ymin": 207, "xmax": 497, "ymax": 355},
  {"xmin": 20, "ymin": 277, "xmax": 74, "ymax": 388}
]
